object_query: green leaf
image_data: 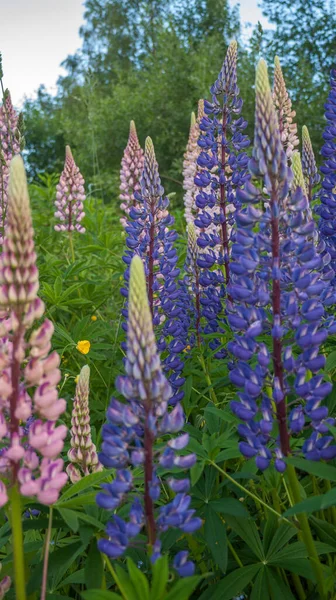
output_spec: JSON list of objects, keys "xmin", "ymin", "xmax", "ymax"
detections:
[
  {"xmin": 164, "ymin": 576, "xmax": 202, "ymax": 600},
  {"xmin": 150, "ymin": 555, "xmax": 168, "ymax": 600},
  {"xmin": 204, "ymin": 506, "xmax": 227, "ymax": 573},
  {"xmin": 127, "ymin": 558, "xmax": 150, "ymax": 600},
  {"xmin": 215, "ymin": 448, "xmax": 242, "ymax": 462},
  {"xmin": 265, "ymin": 523, "xmax": 297, "ymax": 559},
  {"xmin": 58, "ymin": 470, "xmax": 112, "ymax": 501},
  {"xmin": 207, "ymin": 564, "xmax": 261, "ymax": 600},
  {"xmin": 60, "ymin": 568, "xmax": 85, "ymax": 586},
  {"xmin": 284, "ymin": 487, "xmax": 336, "ymax": 517},
  {"xmin": 311, "ymin": 516, "xmax": 336, "ymax": 549},
  {"xmin": 113, "ymin": 564, "xmax": 138, "ymax": 600},
  {"xmin": 85, "ymin": 540, "xmax": 104, "ymax": 589},
  {"xmin": 50, "ymin": 541, "xmax": 85, "ymax": 590},
  {"xmin": 250, "ymin": 567, "xmax": 270, "ymax": 600},
  {"xmin": 57, "ymin": 491, "xmax": 98, "ymax": 509},
  {"xmin": 269, "ymin": 558, "xmax": 316, "ymax": 581},
  {"xmin": 57, "ymin": 507, "xmax": 79, "ymax": 532},
  {"xmin": 285, "ymin": 457, "xmax": 336, "ymax": 482},
  {"xmin": 325, "ymin": 351, "xmax": 336, "ymax": 373},
  {"xmin": 265, "ymin": 570, "xmax": 296, "ymax": 600},
  {"xmin": 209, "ymin": 498, "xmax": 249, "ymax": 518},
  {"xmin": 203, "ymin": 405, "xmax": 236, "ymax": 423},
  {"xmin": 190, "ymin": 460, "xmax": 205, "ymax": 486},
  {"xmin": 81, "ymin": 592, "xmax": 122, "ymax": 600},
  {"xmin": 224, "ymin": 516, "xmax": 264, "ymax": 560}
]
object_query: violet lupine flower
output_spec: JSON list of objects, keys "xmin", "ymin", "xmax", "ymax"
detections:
[
  {"xmin": 0, "ymin": 156, "xmax": 67, "ymax": 505},
  {"xmin": 67, "ymin": 365, "xmax": 102, "ymax": 483},
  {"xmin": 302, "ymin": 125, "xmax": 320, "ymax": 203},
  {"xmin": 122, "ymin": 137, "xmax": 189, "ymax": 404},
  {"xmin": 120, "ymin": 120, "xmax": 144, "ymax": 228},
  {"xmin": 316, "ymin": 70, "xmax": 336, "ymax": 282},
  {"xmin": 97, "ymin": 256, "xmax": 201, "ymax": 565},
  {"xmin": 54, "ymin": 145, "xmax": 86, "ymax": 233},
  {"xmin": 0, "ymin": 90, "xmax": 22, "ymax": 245},
  {"xmin": 272, "ymin": 56, "xmax": 299, "ymax": 161},
  {"xmin": 227, "ymin": 59, "xmax": 336, "ymax": 472},
  {"xmin": 194, "ymin": 41, "xmax": 250, "ymax": 357},
  {"xmin": 183, "ymin": 101, "xmax": 207, "ymax": 226}
]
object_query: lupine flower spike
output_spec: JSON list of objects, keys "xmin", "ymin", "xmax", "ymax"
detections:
[
  {"xmin": 194, "ymin": 40, "xmax": 250, "ymax": 356},
  {"xmin": 67, "ymin": 365, "xmax": 102, "ymax": 483},
  {"xmin": 227, "ymin": 59, "xmax": 336, "ymax": 472},
  {"xmin": 272, "ymin": 56, "xmax": 299, "ymax": 161},
  {"xmin": 185, "ymin": 223, "xmax": 201, "ymax": 346},
  {"xmin": 54, "ymin": 145, "xmax": 86, "ymax": 234},
  {"xmin": 317, "ymin": 70, "xmax": 336, "ymax": 282},
  {"xmin": 97, "ymin": 256, "xmax": 201, "ymax": 566},
  {"xmin": 0, "ymin": 156, "xmax": 68, "ymax": 505},
  {"xmin": 302, "ymin": 125, "xmax": 320, "ymax": 203},
  {"xmin": 0, "ymin": 87, "xmax": 23, "ymax": 245},
  {"xmin": 120, "ymin": 120, "xmax": 144, "ymax": 228},
  {"xmin": 122, "ymin": 137, "xmax": 189, "ymax": 403}
]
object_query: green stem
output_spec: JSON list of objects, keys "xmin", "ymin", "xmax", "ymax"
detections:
[
  {"xmin": 104, "ymin": 555, "xmax": 127, "ymax": 600},
  {"xmin": 40, "ymin": 508, "xmax": 53, "ymax": 600},
  {"xmin": 324, "ymin": 479, "xmax": 336, "ymax": 526},
  {"xmin": 286, "ymin": 464, "xmax": 326, "ymax": 599},
  {"xmin": 209, "ymin": 461, "xmax": 295, "ymax": 526},
  {"xmin": 10, "ymin": 484, "xmax": 26, "ymax": 600},
  {"xmin": 291, "ymin": 573, "xmax": 306, "ymax": 600},
  {"xmin": 227, "ymin": 537, "xmax": 243, "ymax": 568},
  {"xmin": 68, "ymin": 231, "xmax": 75, "ymax": 263},
  {"xmin": 198, "ymin": 355, "xmax": 218, "ymax": 405}
]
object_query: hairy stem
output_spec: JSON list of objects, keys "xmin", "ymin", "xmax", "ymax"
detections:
[
  {"xmin": 286, "ymin": 464, "xmax": 326, "ymax": 599},
  {"xmin": 144, "ymin": 405, "xmax": 156, "ymax": 547},
  {"xmin": 148, "ymin": 220, "xmax": 155, "ymax": 318},
  {"xmin": 40, "ymin": 508, "xmax": 53, "ymax": 600},
  {"xmin": 10, "ymin": 484, "xmax": 26, "ymax": 600}
]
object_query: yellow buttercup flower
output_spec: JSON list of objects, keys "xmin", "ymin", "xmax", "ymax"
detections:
[
  {"xmin": 76, "ymin": 340, "xmax": 91, "ymax": 355},
  {"xmin": 91, "ymin": 315, "xmax": 97, "ymax": 321},
  {"xmin": 75, "ymin": 375, "xmax": 79, "ymax": 384}
]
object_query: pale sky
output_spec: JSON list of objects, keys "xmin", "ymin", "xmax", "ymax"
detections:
[{"xmin": 0, "ymin": 0, "xmax": 267, "ymax": 106}]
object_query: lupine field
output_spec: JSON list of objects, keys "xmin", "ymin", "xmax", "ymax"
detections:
[{"xmin": 1, "ymin": 1, "xmax": 336, "ymax": 599}]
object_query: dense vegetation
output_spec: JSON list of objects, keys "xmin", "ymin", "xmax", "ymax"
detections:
[{"xmin": 0, "ymin": 1, "xmax": 336, "ymax": 599}]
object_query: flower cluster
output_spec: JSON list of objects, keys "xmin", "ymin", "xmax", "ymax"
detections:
[
  {"xmin": 120, "ymin": 120, "xmax": 144, "ymax": 228},
  {"xmin": 194, "ymin": 41, "xmax": 250, "ymax": 357},
  {"xmin": 316, "ymin": 70, "xmax": 336, "ymax": 282},
  {"xmin": 54, "ymin": 145, "xmax": 86, "ymax": 233},
  {"xmin": 97, "ymin": 256, "xmax": 201, "ymax": 566},
  {"xmin": 183, "ymin": 101, "xmax": 207, "ymax": 226},
  {"xmin": 302, "ymin": 125, "xmax": 320, "ymax": 203},
  {"xmin": 121, "ymin": 137, "xmax": 189, "ymax": 404},
  {"xmin": 227, "ymin": 59, "xmax": 336, "ymax": 472},
  {"xmin": 0, "ymin": 156, "xmax": 67, "ymax": 505},
  {"xmin": 272, "ymin": 56, "xmax": 299, "ymax": 161},
  {"xmin": 0, "ymin": 89, "xmax": 23, "ymax": 245},
  {"xmin": 67, "ymin": 365, "xmax": 102, "ymax": 483}
]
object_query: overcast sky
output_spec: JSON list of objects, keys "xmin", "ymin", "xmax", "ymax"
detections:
[{"xmin": 0, "ymin": 0, "xmax": 268, "ymax": 106}]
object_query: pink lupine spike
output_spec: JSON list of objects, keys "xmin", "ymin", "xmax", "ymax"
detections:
[
  {"xmin": 120, "ymin": 120, "xmax": 144, "ymax": 228},
  {"xmin": 66, "ymin": 365, "xmax": 102, "ymax": 483},
  {"xmin": 272, "ymin": 56, "xmax": 299, "ymax": 160},
  {"xmin": 54, "ymin": 145, "xmax": 86, "ymax": 234},
  {"xmin": 0, "ymin": 90, "xmax": 22, "ymax": 245},
  {"xmin": 0, "ymin": 156, "xmax": 67, "ymax": 506}
]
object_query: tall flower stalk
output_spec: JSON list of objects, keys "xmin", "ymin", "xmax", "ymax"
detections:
[
  {"xmin": 97, "ymin": 256, "xmax": 201, "ymax": 567},
  {"xmin": 0, "ymin": 57, "xmax": 24, "ymax": 245},
  {"xmin": 302, "ymin": 125, "xmax": 320, "ymax": 203},
  {"xmin": 0, "ymin": 156, "xmax": 68, "ymax": 599},
  {"xmin": 54, "ymin": 145, "xmax": 86, "ymax": 261},
  {"xmin": 316, "ymin": 70, "xmax": 336, "ymax": 282},
  {"xmin": 228, "ymin": 59, "xmax": 333, "ymax": 599},
  {"xmin": 67, "ymin": 365, "xmax": 102, "ymax": 482},
  {"xmin": 272, "ymin": 56, "xmax": 299, "ymax": 161},
  {"xmin": 120, "ymin": 120, "xmax": 144, "ymax": 228},
  {"xmin": 194, "ymin": 41, "xmax": 250, "ymax": 357},
  {"xmin": 122, "ymin": 137, "xmax": 189, "ymax": 404}
]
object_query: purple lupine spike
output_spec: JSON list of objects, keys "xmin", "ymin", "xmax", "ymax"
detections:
[
  {"xmin": 227, "ymin": 60, "xmax": 336, "ymax": 471},
  {"xmin": 120, "ymin": 120, "xmax": 144, "ymax": 228},
  {"xmin": 122, "ymin": 137, "xmax": 190, "ymax": 404},
  {"xmin": 0, "ymin": 156, "xmax": 67, "ymax": 506},
  {"xmin": 0, "ymin": 90, "xmax": 22, "ymax": 245},
  {"xmin": 97, "ymin": 256, "xmax": 200, "ymax": 565},
  {"xmin": 316, "ymin": 70, "xmax": 336, "ymax": 284},
  {"xmin": 302, "ymin": 125, "xmax": 320, "ymax": 203},
  {"xmin": 54, "ymin": 145, "xmax": 86, "ymax": 233},
  {"xmin": 272, "ymin": 56, "xmax": 299, "ymax": 160},
  {"xmin": 194, "ymin": 41, "xmax": 250, "ymax": 357},
  {"xmin": 67, "ymin": 365, "xmax": 102, "ymax": 483}
]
